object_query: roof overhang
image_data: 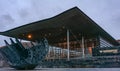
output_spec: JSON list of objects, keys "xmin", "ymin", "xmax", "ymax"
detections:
[{"xmin": 0, "ymin": 7, "xmax": 119, "ymax": 46}]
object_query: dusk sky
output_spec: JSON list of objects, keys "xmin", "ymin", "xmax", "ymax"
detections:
[{"xmin": 0, "ymin": 0, "xmax": 120, "ymax": 46}]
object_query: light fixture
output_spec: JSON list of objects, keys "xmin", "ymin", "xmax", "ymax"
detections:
[
  {"xmin": 62, "ymin": 26, "xmax": 65, "ymax": 29},
  {"xmin": 28, "ymin": 34, "xmax": 32, "ymax": 39},
  {"xmin": 45, "ymin": 34, "xmax": 47, "ymax": 37}
]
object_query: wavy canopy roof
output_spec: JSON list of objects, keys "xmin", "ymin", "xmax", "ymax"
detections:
[{"xmin": 0, "ymin": 7, "xmax": 119, "ymax": 46}]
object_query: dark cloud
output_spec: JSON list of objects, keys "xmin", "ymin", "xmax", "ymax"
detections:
[
  {"xmin": 0, "ymin": 14, "xmax": 14, "ymax": 31},
  {"xmin": 18, "ymin": 8, "xmax": 29, "ymax": 18}
]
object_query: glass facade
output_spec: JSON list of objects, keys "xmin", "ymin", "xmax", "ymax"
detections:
[
  {"xmin": 45, "ymin": 36, "xmax": 102, "ymax": 59},
  {"xmin": 99, "ymin": 37, "xmax": 113, "ymax": 47}
]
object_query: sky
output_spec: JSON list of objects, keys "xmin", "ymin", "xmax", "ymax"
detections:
[{"xmin": 0, "ymin": 0, "xmax": 120, "ymax": 46}]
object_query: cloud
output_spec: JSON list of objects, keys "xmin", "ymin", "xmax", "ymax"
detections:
[{"xmin": 0, "ymin": 14, "xmax": 14, "ymax": 31}]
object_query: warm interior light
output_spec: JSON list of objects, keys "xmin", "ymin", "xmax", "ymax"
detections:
[{"xmin": 28, "ymin": 34, "xmax": 32, "ymax": 39}]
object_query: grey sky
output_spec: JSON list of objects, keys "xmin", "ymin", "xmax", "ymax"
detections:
[{"xmin": 0, "ymin": 0, "xmax": 120, "ymax": 46}]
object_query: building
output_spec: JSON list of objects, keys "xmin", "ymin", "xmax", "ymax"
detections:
[
  {"xmin": 117, "ymin": 40, "xmax": 120, "ymax": 44},
  {"xmin": 0, "ymin": 7, "xmax": 119, "ymax": 60}
]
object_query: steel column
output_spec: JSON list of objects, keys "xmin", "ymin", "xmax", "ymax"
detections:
[
  {"xmin": 67, "ymin": 29, "xmax": 70, "ymax": 61},
  {"xmin": 82, "ymin": 36, "xmax": 85, "ymax": 58}
]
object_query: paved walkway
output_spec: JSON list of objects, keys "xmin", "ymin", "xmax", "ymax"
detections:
[{"xmin": 0, "ymin": 68, "xmax": 120, "ymax": 71}]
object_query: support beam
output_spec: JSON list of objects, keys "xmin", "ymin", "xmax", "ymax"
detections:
[
  {"xmin": 82, "ymin": 36, "xmax": 85, "ymax": 58},
  {"xmin": 67, "ymin": 29, "xmax": 70, "ymax": 61},
  {"xmin": 98, "ymin": 35, "xmax": 101, "ymax": 47}
]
